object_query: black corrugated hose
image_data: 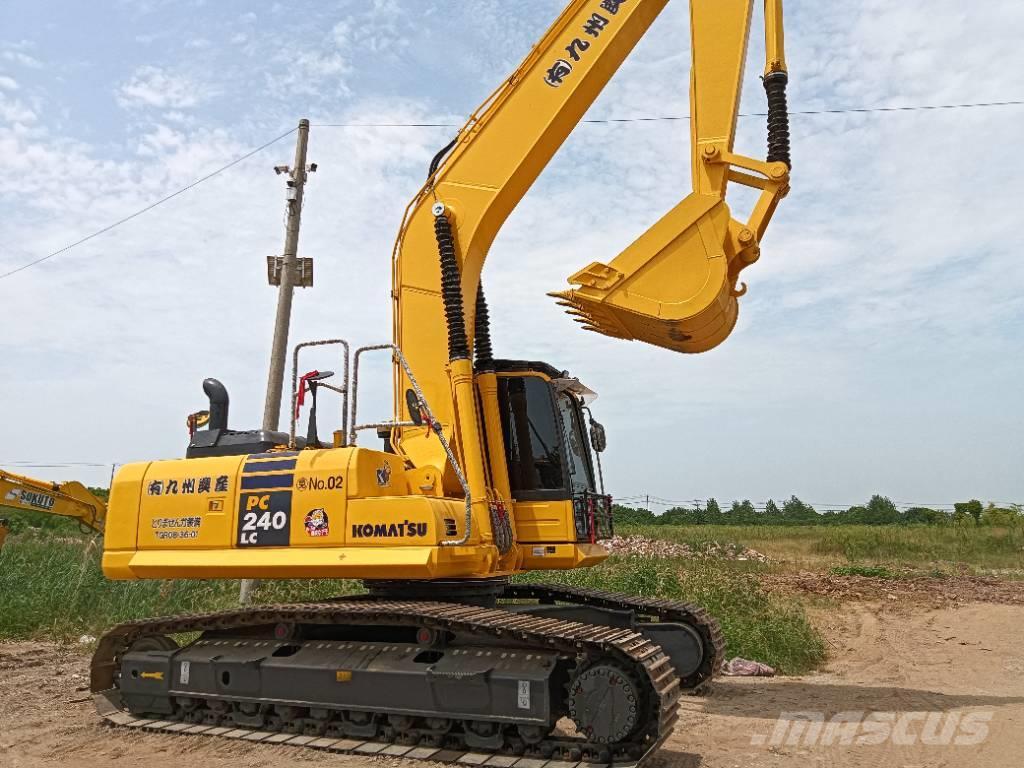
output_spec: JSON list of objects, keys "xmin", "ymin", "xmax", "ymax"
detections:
[
  {"xmin": 763, "ymin": 71, "xmax": 791, "ymax": 169},
  {"xmin": 474, "ymin": 286, "xmax": 495, "ymax": 372},
  {"xmin": 434, "ymin": 210, "xmax": 469, "ymax": 361}
]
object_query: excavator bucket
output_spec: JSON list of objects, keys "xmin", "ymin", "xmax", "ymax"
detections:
[{"xmin": 551, "ymin": 192, "xmax": 751, "ymax": 354}]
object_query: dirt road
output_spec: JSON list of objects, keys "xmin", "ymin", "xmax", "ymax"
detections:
[{"xmin": 2, "ymin": 603, "xmax": 1022, "ymax": 768}]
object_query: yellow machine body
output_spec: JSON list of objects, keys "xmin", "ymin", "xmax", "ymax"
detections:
[
  {"xmin": 101, "ymin": 0, "xmax": 790, "ymax": 584},
  {"xmin": 103, "ymin": 442, "xmax": 606, "ymax": 580}
]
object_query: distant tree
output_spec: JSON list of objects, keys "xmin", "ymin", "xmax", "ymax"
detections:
[
  {"xmin": 839, "ymin": 506, "xmax": 865, "ymax": 524},
  {"xmin": 764, "ymin": 499, "xmax": 782, "ymax": 524},
  {"xmin": 818, "ymin": 509, "xmax": 840, "ymax": 525},
  {"xmin": 981, "ymin": 503, "xmax": 1020, "ymax": 527},
  {"xmin": 726, "ymin": 499, "xmax": 757, "ymax": 525},
  {"xmin": 661, "ymin": 506, "xmax": 699, "ymax": 526},
  {"xmin": 704, "ymin": 498, "xmax": 723, "ymax": 525},
  {"xmin": 903, "ymin": 507, "xmax": 946, "ymax": 525},
  {"xmin": 88, "ymin": 486, "xmax": 110, "ymax": 502},
  {"xmin": 951, "ymin": 508, "xmax": 973, "ymax": 527},
  {"xmin": 864, "ymin": 495, "xmax": 900, "ymax": 525},
  {"xmin": 954, "ymin": 499, "xmax": 984, "ymax": 527},
  {"xmin": 782, "ymin": 495, "xmax": 818, "ymax": 524},
  {"xmin": 612, "ymin": 505, "xmax": 656, "ymax": 526}
]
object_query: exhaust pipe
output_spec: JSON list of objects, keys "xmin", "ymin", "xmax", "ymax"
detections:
[{"xmin": 203, "ymin": 378, "xmax": 230, "ymax": 431}]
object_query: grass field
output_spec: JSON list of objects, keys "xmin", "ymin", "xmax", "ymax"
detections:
[
  {"xmin": 0, "ymin": 529, "xmax": 826, "ymax": 674},
  {"xmin": 5, "ymin": 523, "xmax": 1016, "ymax": 675},
  {"xmin": 623, "ymin": 523, "xmax": 1024, "ymax": 572}
]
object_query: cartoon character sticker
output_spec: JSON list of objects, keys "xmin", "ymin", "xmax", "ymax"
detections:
[
  {"xmin": 304, "ymin": 508, "xmax": 329, "ymax": 537},
  {"xmin": 376, "ymin": 462, "xmax": 392, "ymax": 488}
]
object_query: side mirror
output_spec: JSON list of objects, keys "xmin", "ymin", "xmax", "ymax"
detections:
[
  {"xmin": 589, "ymin": 419, "xmax": 607, "ymax": 453},
  {"xmin": 406, "ymin": 389, "xmax": 424, "ymax": 427}
]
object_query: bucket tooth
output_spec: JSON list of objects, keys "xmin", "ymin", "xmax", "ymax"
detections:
[{"xmin": 552, "ymin": 195, "xmax": 745, "ymax": 354}]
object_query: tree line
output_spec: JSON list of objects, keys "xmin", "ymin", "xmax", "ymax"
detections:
[{"xmin": 613, "ymin": 496, "xmax": 1022, "ymax": 527}]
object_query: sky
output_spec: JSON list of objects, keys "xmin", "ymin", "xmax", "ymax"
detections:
[{"xmin": 0, "ymin": 0, "xmax": 1021, "ymax": 511}]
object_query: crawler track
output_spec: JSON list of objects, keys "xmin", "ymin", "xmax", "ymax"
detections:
[
  {"xmin": 503, "ymin": 583, "xmax": 724, "ymax": 692},
  {"xmin": 92, "ymin": 585, "xmax": 723, "ymax": 767}
]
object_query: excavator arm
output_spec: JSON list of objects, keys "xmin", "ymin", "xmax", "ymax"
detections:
[
  {"xmin": 0, "ymin": 469, "xmax": 107, "ymax": 534},
  {"xmin": 558, "ymin": 0, "xmax": 791, "ymax": 350},
  {"xmin": 392, "ymin": 0, "xmax": 790, "ymax": 511}
]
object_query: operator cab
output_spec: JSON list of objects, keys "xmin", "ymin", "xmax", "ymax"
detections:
[{"xmin": 492, "ymin": 359, "xmax": 612, "ymax": 542}]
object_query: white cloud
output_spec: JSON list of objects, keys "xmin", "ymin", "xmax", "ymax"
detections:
[
  {"xmin": 117, "ymin": 65, "xmax": 212, "ymax": 109},
  {"xmin": 331, "ymin": 20, "xmax": 350, "ymax": 48},
  {"xmin": 0, "ymin": 91, "xmax": 35, "ymax": 124},
  {"xmin": 0, "ymin": 75, "xmax": 18, "ymax": 91},
  {"xmin": 265, "ymin": 50, "xmax": 349, "ymax": 98},
  {"xmin": 2, "ymin": 50, "xmax": 42, "ymax": 69}
]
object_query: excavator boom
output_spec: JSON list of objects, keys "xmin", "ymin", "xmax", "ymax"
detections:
[
  {"xmin": 0, "ymin": 469, "xmax": 107, "ymax": 534},
  {"xmin": 392, "ymin": 0, "xmax": 790, "ymax": 546}
]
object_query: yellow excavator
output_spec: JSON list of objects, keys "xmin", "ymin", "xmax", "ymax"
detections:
[
  {"xmin": 0, "ymin": 469, "xmax": 107, "ymax": 543},
  {"xmin": 91, "ymin": 1, "xmax": 791, "ymax": 764}
]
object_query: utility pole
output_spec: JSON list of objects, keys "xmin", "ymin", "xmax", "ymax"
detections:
[
  {"xmin": 262, "ymin": 117, "xmax": 315, "ymax": 433},
  {"xmin": 242, "ymin": 118, "xmax": 315, "ymax": 606}
]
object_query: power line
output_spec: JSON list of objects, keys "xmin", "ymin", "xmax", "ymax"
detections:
[
  {"xmin": 4, "ymin": 98, "xmax": 1021, "ymax": 281},
  {"xmin": 0, "ymin": 126, "xmax": 298, "ymax": 281},
  {"xmin": 313, "ymin": 99, "xmax": 1024, "ymax": 128},
  {"xmin": 781, "ymin": 99, "xmax": 1024, "ymax": 117}
]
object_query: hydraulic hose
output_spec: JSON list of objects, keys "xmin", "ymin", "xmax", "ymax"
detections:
[
  {"xmin": 474, "ymin": 285, "xmax": 495, "ymax": 372},
  {"xmin": 427, "ymin": 138, "xmax": 457, "ymax": 179},
  {"xmin": 763, "ymin": 71, "xmax": 791, "ymax": 169},
  {"xmin": 434, "ymin": 209, "xmax": 469, "ymax": 361}
]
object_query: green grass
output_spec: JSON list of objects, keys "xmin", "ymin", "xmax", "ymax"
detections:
[
  {"xmin": 515, "ymin": 556, "xmax": 825, "ymax": 674},
  {"xmin": 0, "ymin": 532, "xmax": 826, "ymax": 674},
  {"xmin": 827, "ymin": 564, "xmax": 956, "ymax": 580},
  {"xmin": 807, "ymin": 525, "xmax": 1023, "ymax": 567},
  {"xmin": 621, "ymin": 524, "xmax": 1024, "ymax": 571},
  {"xmin": 0, "ymin": 533, "xmax": 360, "ymax": 640}
]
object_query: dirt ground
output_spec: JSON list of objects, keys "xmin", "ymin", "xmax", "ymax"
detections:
[
  {"xmin": 2, "ymin": 602, "xmax": 1022, "ymax": 768},
  {"xmin": 761, "ymin": 571, "xmax": 1024, "ymax": 606}
]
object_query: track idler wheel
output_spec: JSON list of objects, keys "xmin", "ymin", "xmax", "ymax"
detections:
[{"xmin": 567, "ymin": 664, "xmax": 642, "ymax": 744}]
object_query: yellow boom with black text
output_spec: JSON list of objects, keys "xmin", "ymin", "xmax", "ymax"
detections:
[
  {"xmin": 92, "ymin": 1, "xmax": 793, "ymax": 763},
  {"xmin": 0, "ymin": 468, "xmax": 106, "ymax": 542}
]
